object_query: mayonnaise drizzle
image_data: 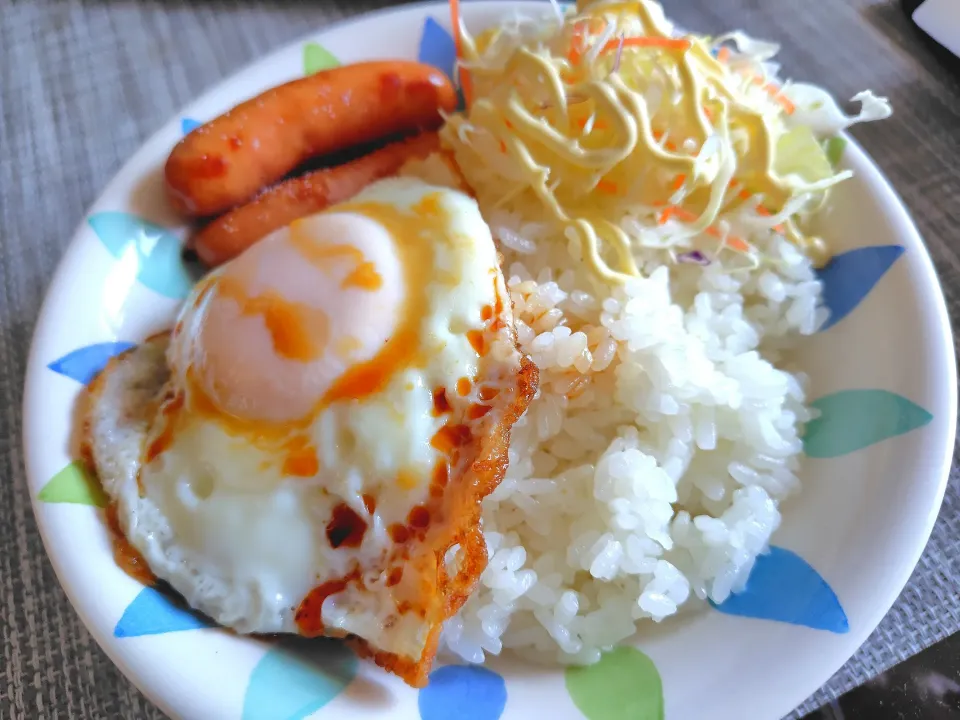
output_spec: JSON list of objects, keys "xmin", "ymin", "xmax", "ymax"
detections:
[{"xmin": 441, "ymin": 0, "xmax": 892, "ymax": 281}]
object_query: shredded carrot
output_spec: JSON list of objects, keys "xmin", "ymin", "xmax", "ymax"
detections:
[
  {"xmin": 754, "ymin": 205, "xmax": 784, "ymax": 231},
  {"xmin": 498, "ymin": 139, "xmax": 507, "ymax": 153},
  {"xmin": 659, "ymin": 205, "xmax": 697, "ymax": 224},
  {"xmin": 449, "ymin": 0, "xmax": 462, "ymax": 60},
  {"xmin": 738, "ymin": 188, "xmax": 751, "ymax": 200},
  {"xmin": 602, "ymin": 36, "xmax": 691, "ymax": 54},
  {"xmin": 706, "ymin": 224, "xmax": 751, "ymax": 252},
  {"xmin": 597, "ymin": 180, "xmax": 619, "ymax": 194},
  {"xmin": 670, "ymin": 174, "xmax": 686, "ymax": 191},
  {"xmin": 741, "ymin": 71, "xmax": 797, "ymax": 115},
  {"xmin": 726, "ymin": 236, "xmax": 751, "ymax": 253},
  {"xmin": 658, "ymin": 206, "xmax": 751, "ymax": 254},
  {"xmin": 764, "ymin": 83, "xmax": 796, "ymax": 114},
  {"xmin": 568, "ymin": 20, "xmax": 591, "ymax": 64},
  {"xmin": 657, "ymin": 207, "xmax": 677, "ymax": 224},
  {"xmin": 653, "ymin": 130, "xmax": 678, "ymax": 151},
  {"xmin": 716, "ymin": 46, "xmax": 731, "ymax": 63},
  {"xmin": 776, "ymin": 94, "xmax": 796, "ymax": 115},
  {"xmin": 567, "ymin": 18, "xmax": 603, "ymax": 65},
  {"xmin": 747, "ymin": 75, "xmax": 796, "ymax": 115},
  {"xmin": 577, "ymin": 116, "xmax": 608, "ymax": 131},
  {"xmin": 449, "ymin": 0, "xmax": 472, "ymax": 106},
  {"xmin": 762, "ymin": 82, "xmax": 780, "ymax": 96}
]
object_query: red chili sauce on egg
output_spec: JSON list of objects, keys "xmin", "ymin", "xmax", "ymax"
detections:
[
  {"xmin": 431, "ymin": 388, "xmax": 451, "ymax": 416},
  {"xmin": 326, "ymin": 503, "xmax": 368, "ymax": 549},
  {"xmin": 295, "ymin": 575, "xmax": 353, "ymax": 637}
]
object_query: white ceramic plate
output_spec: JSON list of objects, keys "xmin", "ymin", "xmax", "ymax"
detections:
[{"xmin": 22, "ymin": 3, "xmax": 957, "ymax": 719}]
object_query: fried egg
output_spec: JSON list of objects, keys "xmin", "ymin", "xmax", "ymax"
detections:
[{"xmin": 84, "ymin": 177, "xmax": 537, "ymax": 687}]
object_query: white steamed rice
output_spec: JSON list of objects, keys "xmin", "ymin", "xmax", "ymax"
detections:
[{"xmin": 439, "ymin": 211, "xmax": 825, "ymax": 666}]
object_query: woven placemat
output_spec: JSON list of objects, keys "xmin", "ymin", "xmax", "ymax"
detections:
[{"xmin": 1, "ymin": 1, "xmax": 957, "ymax": 717}]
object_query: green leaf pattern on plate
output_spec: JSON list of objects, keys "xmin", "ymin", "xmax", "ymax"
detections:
[
  {"xmin": 38, "ymin": 461, "xmax": 107, "ymax": 508},
  {"xmin": 804, "ymin": 389, "xmax": 934, "ymax": 458},
  {"xmin": 565, "ymin": 647, "xmax": 664, "ymax": 720},
  {"xmin": 303, "ymin": 43, "xmax": 340, "ymax": 75}
]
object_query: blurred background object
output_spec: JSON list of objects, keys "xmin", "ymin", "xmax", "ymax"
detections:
[
  {"xmin": 902, "ymin": 0, "xmax": 960, "ymax": 61},
  {"xmin": 802, "ymin": 631, "xmax": 960, "ymax": 719}
]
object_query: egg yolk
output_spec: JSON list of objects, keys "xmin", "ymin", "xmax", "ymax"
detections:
[{"xmin": 184, "ymin": 213, "xmax": 405, "ymax": 423}]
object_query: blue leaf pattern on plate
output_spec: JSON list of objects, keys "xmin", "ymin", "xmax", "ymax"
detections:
[
  {"xmin": 417, "ymin": 17, "xmax": 466, "ymax": 110},
  {"xmin": 242, "ymin": 640, "xmax": 357, "ymax": 720},
  {"xmin": 88, "ymin": 212, "xmax": 193, "ymax": 299},
  {"xmin": 418, "ymin": 17, "xmax": 456, "ymax": 81},
  {"xmin": 817, "ymin": 245, "xmax": 905, "ymax": 331},
  {"xmin": 181, "ymin": 117, "xmax": 202, "ymax": 134},
  {"xmin": 47, "ymin": 341, "xmax": 135, "ymax": 385},
  {"xmin": 710, "ymin": 546, "xmax": 849, "ymax": 633},
  {"xmin": 804, "ymin": 389, "xmax": 933, "ymax": 458},
  {"xmin": 419, "ymin": 665, "xmax": 508, "ymax": 720},
  {"xmin": 114, "ymin": 586, "xmax": 211, "ymax": 638}
]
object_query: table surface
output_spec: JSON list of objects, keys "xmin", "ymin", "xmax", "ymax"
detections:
[{"xmin": 1, "ymin": 0, "xmax": 958, "ymax": 718}]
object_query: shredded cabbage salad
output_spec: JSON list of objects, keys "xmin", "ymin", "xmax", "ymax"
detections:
[{"xmin": 440, "ymin": 0, "xmax": 892, "ymax": 282}]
